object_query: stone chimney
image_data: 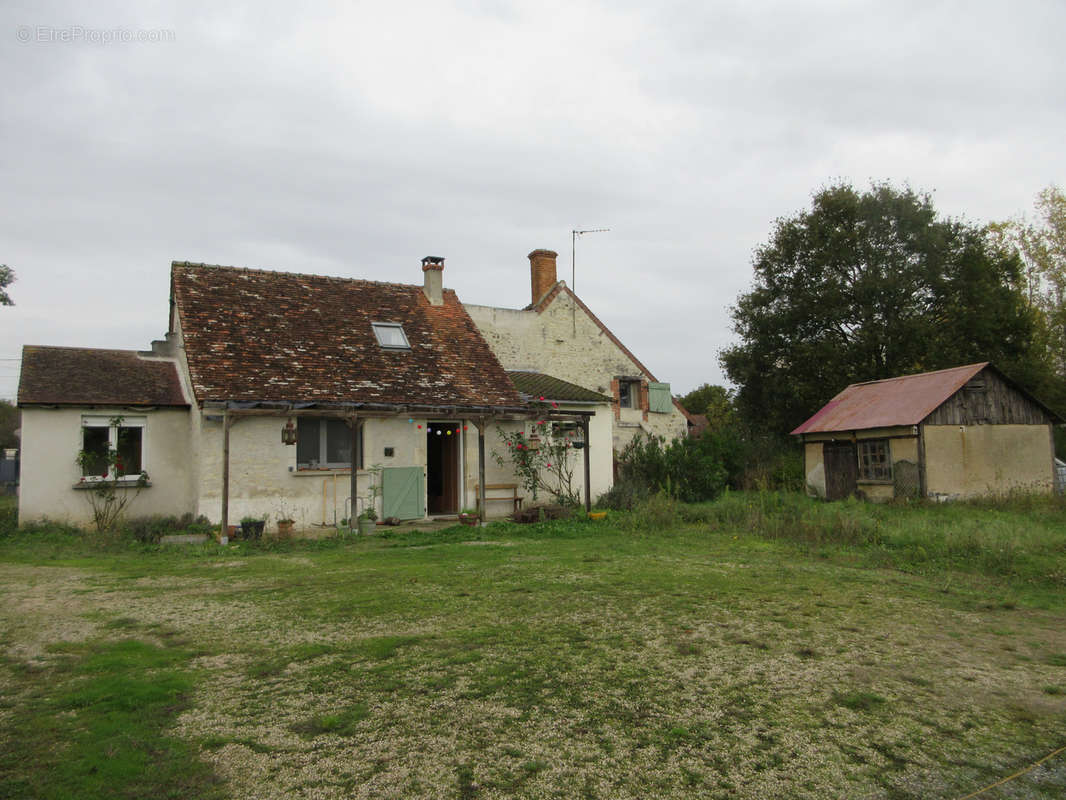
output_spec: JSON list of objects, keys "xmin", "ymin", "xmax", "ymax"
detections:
[
  {"xmin": 528, "ymin": 249, "xmax": 558, "ymax": 305},
  {"xmin": 421, "ymin": 256, "xmax": 444, "ymax": 306}
]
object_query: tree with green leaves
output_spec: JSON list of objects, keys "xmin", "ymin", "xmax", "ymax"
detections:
[
  {"xmin": 0, "ymin": 400, "xmax": 17, "ymax": 450},
  {"xmin": 677, "ymin": 383, "xmax": 736, "ymax": 432},
  {"xmin": 721, "ymin": 182, "xmax": 1053, "ymax": 436},
  {"xmin": 0, "ymin": 265, "xmax": 14, "ymax": 306},
  {"xmin": 988, "ymin": 185, "xmax": 1066, "ymax": 378}
]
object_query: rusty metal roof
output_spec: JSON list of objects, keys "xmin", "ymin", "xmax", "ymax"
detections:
[{"xmin": 791, "ymin": 363, "xmax": 989, "ymax": 435}]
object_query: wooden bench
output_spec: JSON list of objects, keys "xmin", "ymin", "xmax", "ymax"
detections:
[{"xmin": 474, "ymin": 483, "xmax": 524, "ymax": 513}]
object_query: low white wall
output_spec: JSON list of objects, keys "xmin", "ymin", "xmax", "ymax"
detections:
[{"xmin": 18, "ymin": 406, "xmax": 194, "ymax": 526}]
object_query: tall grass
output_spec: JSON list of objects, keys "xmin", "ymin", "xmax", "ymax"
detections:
[{"xmin": 629, "ymin": 490, "xmax": 1066, "ymax": 586}]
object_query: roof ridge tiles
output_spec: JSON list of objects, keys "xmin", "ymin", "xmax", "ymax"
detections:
[{"xmin": 171, "ymin": 260, "xmax": 438, "ymax": 292}]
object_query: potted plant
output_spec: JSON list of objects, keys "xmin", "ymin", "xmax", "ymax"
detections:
[
  {"xmin": 357, "ymin": 506, "xmax": 377, "ymax": 535},
  {"xmin": 458, "ymin": 508, "xmax": 480, "ymax": 526},
  {"xmin": 240, "ymin": 515, "xmax": 266, "ymax": 540},
  {"xmin": 275, "ymin": 500, "xmax": 296, "ymax": 538}
]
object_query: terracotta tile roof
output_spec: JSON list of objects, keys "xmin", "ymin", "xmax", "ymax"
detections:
[
  {"xmin": 791, "ymin": 363, "xmax": 991, "ymax": 434},
  {"xmin": 508, "ymin": 371, "xmax": 611, "ymax": 404},
  {"xmin": 18, "ymin": 346, "xmax": 187, "ymax": 407},
  {"xmin": 171, "ymin": 262, "xmax": 524, "ymax": 410}
]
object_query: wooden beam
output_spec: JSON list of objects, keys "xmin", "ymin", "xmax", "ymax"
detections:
[
  {"xmin": 582, "ymin": 417, "xmax": 591, "ymax": 513},
  {"xmin": 477, "ymin": 418, "xmax": 487, "ymax": 523},
  {"xmin": 221, "ymin": 408, "xmax": 231, "ymax": 542},
  {"xmin": 349, "ymin": 414, "xmax": 359, "ymax": 533}
]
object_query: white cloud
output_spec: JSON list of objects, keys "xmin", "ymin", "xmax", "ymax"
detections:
[{"xmin": 1, "ymin": 0, "xmax": 1064, "ymax": 400}]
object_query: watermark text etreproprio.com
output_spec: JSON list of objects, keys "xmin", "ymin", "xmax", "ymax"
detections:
[{"xmin": 16, "ymin": 25, "xmax": 176, "ymax": 44}]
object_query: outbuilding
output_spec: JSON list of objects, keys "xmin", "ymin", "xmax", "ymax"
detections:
[{"xmin": 792, "ymin": 363, "xmax": 1062, "ymax": 501}]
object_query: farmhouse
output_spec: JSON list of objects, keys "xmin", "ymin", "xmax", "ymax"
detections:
[
  {"xmin": 792, "ymin": 363, "xmax": 1062, "ymax": 501},
  {"xmin": 15, "ymin": 253, "xmax": 659, "ymax": 530},
  {"xmin": 465, "ymin": 249, "xmax": 691, "ymax": 454}
]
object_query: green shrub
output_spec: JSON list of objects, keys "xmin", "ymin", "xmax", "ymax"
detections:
[
  {"xmin": 618, "ymin": 493, "xmax": 684, "ymax": 533},
  {"xmin": 611, "ymin": 433, "xmax": 729, "ymax": 505},
  {"xmin": 595, "ymin": 477, "xmax": 652, "ymax": 511},
  {"xmin": 121, "ymin": 514, "xmax": 214, "ymax": 544}
]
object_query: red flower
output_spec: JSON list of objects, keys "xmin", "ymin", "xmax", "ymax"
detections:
[
  {"xmin": 546, "ymin": 463, "xmax": 552, "ymax": 468},
  {"xmin": 539, "ymin": 396, "xmax": 544, "ymax": 401}
]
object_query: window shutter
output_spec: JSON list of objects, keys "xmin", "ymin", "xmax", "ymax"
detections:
[{"xmin": 648, "ymin": 382, "xmax": 672, "ymax": 413}]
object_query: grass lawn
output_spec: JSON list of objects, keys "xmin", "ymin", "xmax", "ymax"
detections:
[{"xmin": 1, "ymin": 493, "xmax": 1065, "ymax": 798}]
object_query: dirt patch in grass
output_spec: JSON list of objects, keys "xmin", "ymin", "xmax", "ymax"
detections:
[{"xmin": 2, "ymin": 521, "xmax": 1066, "ymax": 798}]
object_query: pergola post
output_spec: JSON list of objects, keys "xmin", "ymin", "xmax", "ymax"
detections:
[
  {"xmin": 221, "ymin": 407, "xmax": 231, "ymax": 542},
  {"xmin": 349, "ymin": 413, "xmax": 359, "ymax": 532},
  {"xmin": 476, "ymin": 418, "xmax": 487, "ymax": 523},
  {"xmin": 582, "ymin": 416, "xmax": 591, "ymax": 513}
]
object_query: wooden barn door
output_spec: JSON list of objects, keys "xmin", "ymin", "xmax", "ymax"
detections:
[{"xmin": 823, "ymin": 442, "xmax": 857, "ymax": 500}]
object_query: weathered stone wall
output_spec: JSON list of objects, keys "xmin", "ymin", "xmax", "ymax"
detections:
[{"xmin": 465, "ymin": 290, "xmax": 688, "ymax": 453}]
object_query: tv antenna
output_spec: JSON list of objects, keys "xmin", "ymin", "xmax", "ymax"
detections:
[
  {"xmin": 571, "ymin": 227, "xmax": 610, "ymax": 294},
  {"xmin": 570, "ymin": 227, "xmax": 610, "ymax": 335}
]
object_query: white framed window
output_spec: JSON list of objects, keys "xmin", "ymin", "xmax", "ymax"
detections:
[
  {"xmin": 858, "ymin": 439, "xmax": 892, "ymax": 482},
  {"xmin": 297, "ymin": 418, "xmax": 363, "ymax": 470},
  {"xmin": 80, "ymin": 416, "xmax": 146, "ymax": 480},
  {"xmin": 371, "ymin": 322, "xmax": 410, "ymax": 349}
]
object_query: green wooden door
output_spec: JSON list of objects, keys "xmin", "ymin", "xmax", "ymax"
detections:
[{"xmin": 382, "ymin": 467, "xmax": 424, "ymax": 520}]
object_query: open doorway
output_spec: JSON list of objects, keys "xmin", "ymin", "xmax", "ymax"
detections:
[{"xmin": 426, "ymin": 422, "xmax": 461, "ymax": 514}]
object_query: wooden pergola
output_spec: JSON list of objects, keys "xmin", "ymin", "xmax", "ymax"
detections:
[{"xmin": 206, "ymin": 400, "xmax": 596, "ymax": 536}]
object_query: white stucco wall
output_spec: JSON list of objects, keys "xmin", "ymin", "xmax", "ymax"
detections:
[
  {"xmin": 18, "ymin": 406, "xmax": 194, "ymax": 525},
  {"xmin": 924, "ymin": 424, "xmax": 1054, "ymax": 498},
  {"xmin": 465, "ymin": 291, "xmax": 688, "ymax": 453},
  {"xmin": 193, "ymin": 407, "xmax": 613, "ymax": 528},
  {"xmin": 195, "ymin": 414, "xmax": 436, "ymax": 530}
]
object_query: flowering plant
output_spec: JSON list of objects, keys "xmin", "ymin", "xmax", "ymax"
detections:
[{"xmin": 493, "ymin": 416, "xmax": 579, "ymax": 505}]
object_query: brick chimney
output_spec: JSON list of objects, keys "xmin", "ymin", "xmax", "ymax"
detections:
[
  {"xmin": 528, "ymin": 249, "xmax": 558, "ymax": 305},
  {"xmin": 421, "ymin": 256, "xmax": 444, "ymax": 306}
]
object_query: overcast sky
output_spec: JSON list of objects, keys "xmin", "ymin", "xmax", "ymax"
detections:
[{"xmin": 3, "ymin": 0, "xmax": 1065, "ymax": 402}]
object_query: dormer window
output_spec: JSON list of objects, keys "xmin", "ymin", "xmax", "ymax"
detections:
[{"xmin": 372, "ymin": 323, "xmax": 410, "ymax": 349}]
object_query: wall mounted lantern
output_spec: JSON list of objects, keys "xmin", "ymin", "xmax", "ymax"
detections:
[{"xmin": 282, "ymin": 418, "xmax": 297, "ymax": 445}]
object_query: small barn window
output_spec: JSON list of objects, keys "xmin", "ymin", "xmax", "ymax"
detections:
[{"xmin": 857, "ymin": 439, "xmax": 892, "ymax": 482}]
